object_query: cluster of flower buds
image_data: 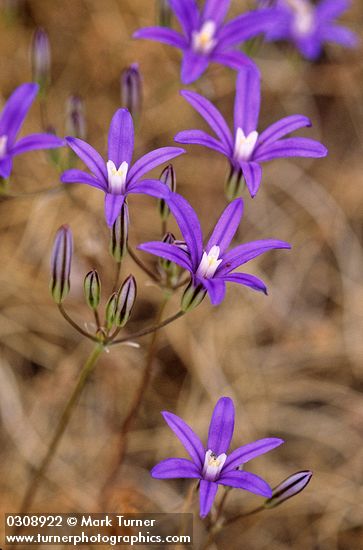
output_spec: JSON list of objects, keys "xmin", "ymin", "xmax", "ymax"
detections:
[{"xmin": 105, "ymin": 275, "xmax": 137, "ymax": 331}]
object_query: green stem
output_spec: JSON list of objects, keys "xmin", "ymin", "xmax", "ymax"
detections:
[
  {"xmin": 127, "ymin": 244, "xmax": 160, "ymax": 282},
  {"xmin": 112, "ymin": 261, "xmax": 122, "ymax": 293},
  {"xmin": 110, "ymin": 309, "xmax": 184, "ymax": 345},
  {"xmin": 58, "ymin": 304, "xmax": 99, "ymax": 342}
]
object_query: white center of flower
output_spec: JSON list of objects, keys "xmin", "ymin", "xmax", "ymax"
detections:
[
  {"xmin": 288, "ymin": 0, "xmax": 315, "ymax": 36},
  {"xmin": 192, "ymin": 20, "xmax": 217, "ymax": 54},
  {"xmin": 234, "ymin": 128, "xmax": 259, "ymax": 162},
  {"xmin": 0, "ymin": 135, "xmax": 8, "ymax": 160},
  {"xmin": 107, "ymin": 160, "xmax": 128, "ymax": 194},
  {"xmin": 202, "ymin": 450, "xmax": 227, "ymax": 481},
  {"xmin": 196, "ymin": 245, "xmax": 222, "ymax": 279}
]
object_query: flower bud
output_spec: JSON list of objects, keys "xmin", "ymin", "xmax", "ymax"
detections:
[
  {"xmin": 157, "ymin": 0, "xmax": 172, "ymax": 27},
  {"xmin": 115, "ymin": 275, "xmax": 137, "ymax": 328},
  {"xmin": 159, "ymin": 232, "xmax": 176, "ymax": 271},
  {"xmin": 110, "ymin": 202, "xmax": 129, "ymax": 262},
  {"xmin": 181, "ymin": 280, "xmax": 206, "ymax": 312},
  {"xmin": 50, "ymin": 225, "xmax": 73, "ymax": 304},
  {"xmin": 158, "ymin": 164, "xmax": 176, "ymax": 220},
  {"xmin": 120, "ymin": 63, "xmax": 142, "ymax": 122},
  {"xmin": 66, "ymin": 95, "xmax": 86, "ymax": 139},
  {"xmin": 83, "ymin": 270, "xmax": 101, "ymax": 310},
  {"xmin": 105, "ymin": 292, "xmax": 118, "ymax": 330},
  {"xmin": 225, "ymin": 165, "xmax": 244, "ymax": 202},
  {"xmin": 31, "ymin": 28, "xmax": 51, "ymax": 92},
  {"xmin": 264, "ymin": 471, "xmax": 313, "ymax": 509}
]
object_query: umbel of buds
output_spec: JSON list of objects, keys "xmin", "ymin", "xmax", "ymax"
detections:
[
  {"xmin": 84, "ymin": 270, "xmax": 101, "ymax": 310},
  {"xmin": 115, "ymin": 275, "xmax": 137, "ymax": 327},
  {"xmin": 31, "ymin": 28, "xmax": 51, "ymax": 92},
  {"xmin": 66, "ymin": 95, "xmax": 86, "ymax": 139},
  {"xmin": 50, "ymin": 225, "xmax": 73, "ymax": 304},
  {"xmin": 158, "ymin": 164, "xmax": 176, "ymax": 221},
  {"xmin": 181, "ymin": 280, "xmax": 206, "ymax": 312},
  {"xmin": 110, "ymin": 202, "xmax": 129, "ymax": 262},
  {"xmin": 120, "ymin": 63, "xmax": 142, "ymax": 121},
  {"xmin": 264, "ymin": 471, "xmax": 313, "ymax": 509}
]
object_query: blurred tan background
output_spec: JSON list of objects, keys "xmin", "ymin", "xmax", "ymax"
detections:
[{"xmin": 0, "ymin": 1, "xmax": 363, "ymax": 548}]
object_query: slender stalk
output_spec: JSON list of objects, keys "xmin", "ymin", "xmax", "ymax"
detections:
[
  {"xmin": 222, "ymin": 505, "xmax": 265, "ymax": 527},
  {"xmin": 94, "ymin": 309, "xmax": 101, "ymax": 330},
  {"xmin": 110, "ymin": 309, "xmax": 184, "ymax": 345},
  {"xmin": 16, "ymin": 343, "xmax": 104, "ymax": 515},
  {"xmin": 58, "ymin": 304, "xmax": 99, "ymax": 342},
  {"xmin": 127, "ymin": 244, "xmax": 160, "ymax": 282},
  {"xmin": 112, "ymin": 261, "xmax": 122, "ymax": 293}
]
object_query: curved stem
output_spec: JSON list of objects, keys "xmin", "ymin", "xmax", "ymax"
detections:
[
  {"xmin": 127, "ymin": 244, "xmax": 160, "ymax": 282},
  {"xmin": 222, "ymin": 505, "xmax": 265, "ymax": 527},
  {"xmin": 58, "ymin": 304, "xmax": 99, "ymax": 342},
  {"xmin": 16, "ymin": 342, "xmax": 104, "ymax": 515},
  {"xmin": 109, "ymin": 309, "xmax": 184, "ymax": 345}
]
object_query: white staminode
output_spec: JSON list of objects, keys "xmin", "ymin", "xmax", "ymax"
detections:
[
  {"xmin": 288, "ymin": 0, "xmax": 315, "ymax": 36},
  {"xmin": 196, "ymin": 245, "xmax": 222, "ymax": 279},
  {"xmin": 0, "ymin": 135, "xmax": 8, "ymax": 160},
  {"xmin": 107, "ymin": 160, "xmax": 128, "ymax": 194},
  {"xmin": 192, "ymin": 20, "xmax": 217, "ymax": 54},
  {"xmin": 202, "ymin": 450, "xmax": 227, "ymax": 481},
  {"xmin": 234, "ymin": 127, "xmax": 259, "ymax": 162}
]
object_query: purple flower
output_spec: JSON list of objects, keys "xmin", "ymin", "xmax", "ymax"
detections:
[
  {"xmin": 61, "ymin": 108, "xmax": 185, "ymax": 226},
  {"xmin": 263, "ymin": 0, "xmax": 358, "ymax": 60},
  {"xmin": 152, "ymin": 397, "xmax": 284, "ymax": 518},
  {"xmin": 175, "ymin": 66, "xmax": 327, "ymax": 198},
  {"xmin": 0, "ymin": 82, "xmax": 64, "ymax": 179},
  {"xmin": 139, "ymin": 196, "xmax": 291, "ymax": 306},
  {"xmin": 133, "ymin": 0, "xmax": 276, "ymax": 84}
]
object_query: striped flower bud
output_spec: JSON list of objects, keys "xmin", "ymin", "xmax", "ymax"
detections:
[
  {"xmin": 159, "ymin": 232, "xmax": 176, "ymax": 271},
  {"xmin": 264, "ymin": 471, "xmax": 313, "ymax": 509},
  {"xmin": 120, "ymin": 63, "xmax": 142, "ymax": 121},
  {"xmin": 84, "ymin": 270, "xmax": 101, "ymax": 310},
  {"xmin": 157, "ymin": 0, "xmax": 172, "ymax": 27},
  {"xmin": 115, "ymin": 275, "xmax": 137, "ymax": 328},
  {"xmin": 158, "ymin": 164, "xmax": 176, "ymax": 221},
  {"xmin": 50, "ymin": 225, "xmax": 73, "ymax": 304},
  {"xmin": 110, "ymin": 202, "xmax": 129, "ymax": 262},
  {"xmin": 105, "ymin": 292, "xmax": 118, "ymax": 330},
  {"xmin": 225, "ymin": 165, "xmax": 244, "ymax": 202},
  {"xmin": 31, "ymin": 28, "xmax": 51, "ymax": 92},
  {"xmin": 181, "ymin": 280, "xmax": 206, "ymax": 312},
  {"xmin": 66, "ymin": 95, "xmax": 86, "ymax": 139}
]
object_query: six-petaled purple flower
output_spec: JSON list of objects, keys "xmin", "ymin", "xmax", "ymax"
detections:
[
  {"xmin": 61, "ymin": 108, "xmax": 185, "ymax": 226},
  {"xmin": 139, "ymin": 196, "xmax": 291, "ymax": 305},
  {"xmin": 0, "ymin": 83, "xmax": 64, "ymax": 179},
  {"xmin": 133, "ymin": 0, "xmax": 276, "ymax": 84},
  {"xmin": 152, "ymin": 396, "xmax": 284, "ymax": 517},
  {"xmin": 175, "ymin": 66, "xmax": 328, "ymax": 198},
  {"xmin": 262, "ymin": 0, "xmax": 357, "ymax": 60}
]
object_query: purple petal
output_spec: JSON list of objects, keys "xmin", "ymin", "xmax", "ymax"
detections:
[
  {"xmin": 162, "ymin": 411, "xmax": 205, "ymax": 468},
  {"xmin": 256, "ymin": 115, "xmax": 312, "ymax": 149},
  {"xmin": 138, "ymin": 241, "xmax": 193, "ymax": 272},
  {"xmin": 108, "ymin": 108, "xmax": 134, "ymax": 166},
  {"xmin": 218, "ymin": 470, "xmax": 272, "ymax": 498},
  {"xmin": 133, "ymin": 27, "xmax": 186, "ymax": 48},
  {"xmin": 199, "ymin": 480, "xmax": 218, "ymax": 518},
  {"xmin": 202, "ymin": 0, "xmax": 231, "ymax": 26},
  {"xmin": 254, "ymin": 137, "xmax": 328, "ymax": 162},
  {"xmin": 221, "ymin": 272, "xmax": 267, "ymax": 294},
  {"xmin": 127, "ymin": 178, "xmax": 171, "ymax": 199},
  {"xmin": 0, "ymin": 83, "xmax": 38, "ymax": 147},
  {"xmin": 167, "ymin": 193, "xmax": 203, "ymax": 270},
  {"xmin": 104, "ymin": 193, "xmax": 125, "ymax": 227},
  {"xmin": 321, "ymin": 24, "xmax": 358, "ymax": 48},
  {"xmin": 65, "ymin": 137, "xmax": 107, "ymax": 185},
  {"xmin": 207, "ymin": 397, "xmax": 234, "ymax": 455},
  {"xmin": 211, "ymin": 49, "xmax": 254, "ymax": 70},
  {"xmin": 316, "ymin": 0, "xmax": 352, "ymax": 20},
  {"xmin": 169, "ymin": 0, "xmax": 199, "ymax": 35},
  {"xmin": 180, "ymin": 90, "xmax": 233, "ymax": 151},
  {"xmin": 10, "ymin": 133, "xmax": 64, "ymax": 156},
  {"xmin": 223, "ymin": 438, "xmax": 284, "ymax": 473},
  {"xmin": 219, "ymin": 239, "xmax": 291, "ymax": 276},
  {"xmin": 201, "ymin": 278, "xmax": 226, "ymax": 306},
  {"xmin": 234, "ymin": 67, "xmax": 261, "ymax": 135},
  {"xmin": 61, "ymin": 169, "xmax": 106, "ymax": 190},
  {"xmin": 127, "ymin": 147, "xmax": 185, "ymax": 185},
  {"xmin": 295, "ymin": 35, "xmax": 322, "ymax": 60},
  {"xmin": 240, "ymin": 161, "xmax": 262, "ymax": 198},
  {"xmin": 181, "ymin": 50, "xmax": 210, "ymax": 85},
  {"xmin": 218, "ymin": 10, "xmax": 276, "ymax": 48},
  {"xmin": 0, "ymin": 156, "xmax": 12, "ymax": 179},
  {"xmin": 206, "ymin": 198, "xmax": 243, "ymax": 253},
  {"xmin": 151, "ymin": 458, "xmax": 201, "ymax": 479},
  {"xmin": 174, "ymin": 129, "xmax": 229, "ymax": 156}
]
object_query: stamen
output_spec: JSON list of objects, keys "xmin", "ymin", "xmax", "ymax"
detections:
[
  {"xmin": 287, "ymin": 0, "xmax": 315, "ymax": 36},
  {"xmin": 107, "ymin": 160, "xmax": 128, "ymax": 194},
  {"xmin": 192, "ymin": 20, "xmax": 217, "ymax": 54},
  {"xmin": 202, "ymin": 449, "xmax": 227, "ymax": 481},
  {"xmin": 234, "ymin": 128, "xmax": 259, "ymax": 162},
  {"xmin": 196, "ymin": 245, "xmax": 222, "ymax": 279}
]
